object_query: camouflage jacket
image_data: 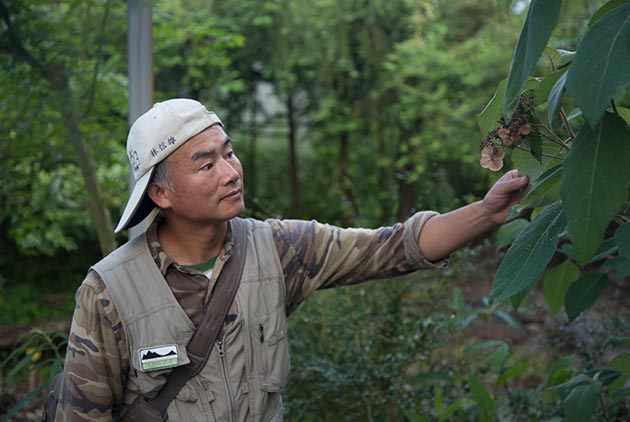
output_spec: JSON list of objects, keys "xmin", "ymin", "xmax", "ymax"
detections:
[{"xmin": 55, "ymin": 212, "xmax": 445, "ymax": 421}]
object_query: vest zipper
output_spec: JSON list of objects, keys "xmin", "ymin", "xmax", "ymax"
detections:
[
  {"xmin": 216, "ymin": 340, "xmax": 237, "ymax": 422},
  {"xmin": 259, "ymin": 323, "xmax": 268, "ymax": 384}
]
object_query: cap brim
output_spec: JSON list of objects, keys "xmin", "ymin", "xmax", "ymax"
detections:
[{"xmin": 114, "ymin": 168, "xmax": 156, "ymax": 233}]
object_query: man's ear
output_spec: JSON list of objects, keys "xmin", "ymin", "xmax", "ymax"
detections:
[{"xmin": 147, "ymin": 183, "xmax": 172, "ymax": 210}]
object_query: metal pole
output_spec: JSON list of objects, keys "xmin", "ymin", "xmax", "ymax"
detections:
[{"xmin": 127, "ymin": 0, "xmax": 153, "ymax": 238}]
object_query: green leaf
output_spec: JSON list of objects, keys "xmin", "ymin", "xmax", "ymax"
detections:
[
  {"xmin": 490, "ymin": 343, "xmax": 510, "ymax": 371},
  {"xmin": 412, "ymin": 372, "xmax": 453, "ymax": 385},
  {"xmin": 543, "ymin": 47, "xmax": 576, "ymax": 70},
  {"xmin": 463, "ymin": 340, "xmax": 505, "ymax": 355},
  {"xmin": 565, "ymin": 237, "xmax": 618, "ymax": 264},
  {"xmin": 510, "ymin": 289, "xmax": 528, "ymax": 310},
  {"xmin": 535, "ymin": 70, "xmax": 565, "ymax": 106},
  {"xmin": 588, "ymin": 367, "xmax": 621, "ymax": 385},
  {"xmin": 547, "ymin": 355, "xmax": 575, "ymax": 388},
  {"xmin": 547, "ymin": 72, "xmax": 567, "ymax": 125},
  {"xmin": 566, "ymin": 4, "xmax": 630, "ymax": 128},
  {"xmin": 496, "ymin": 363, "xmax": 530, "ymax": 387},
  {"xmin": 617, "ymin": 106, "xmax": 630, "ymax": 123},
  {"xmin": 543, "ymin": 260, "xmax": 580, "ymax": 313},
  {"xmin": 602, "ymin": 255, "xmax": 626, "ymax": 270},
  {"xmin": 524, "ymin": 133, "xmax": 544, "ymax": 163},
  {"xmin": 606, "ymin": 336, "xmax": 630, "ymax": 347},
  {"xmin": 616, "ymin": 259, "xmax": 630, "ymax": 277},
  {"xmin": 479, "ymin": 79, "xmax": 507, "ymax": 134},
  {"xmin": 6, "ymin": 353, "xmax": 32, "ymax": 380},
  {"xmin": 438, "ymin": 398, "xmax": 464, "ymax": 421},
  {"xmin": 588, "ymin": 0, "xmax": 630, "ymax": 27},
  {"xmin": 496, "ymin": 218, "xmax": 529, "ymax": 250},
  {"xmin": 504, "ymin": 0, "xmax": 563, "ymax": 110},
  {"xmin": 561, "ymin": 113, "xmax": 630, "ymax": 265},
  {"xmin": 565, "ymin": 272, "xmax": 608, "ymax": 322},
  {"xmin": 402, "ymin": 410, "xmax": 426, "ymax": 422},
  {"xmin": 615, "ymin": 222, "xmax": 630, "ymax": 257},
  {"xmin": 613, "ymin": 387, "xmax": 630, "ymax": 400},
  {"xmin": 512, "ymin": 142, "xmax": 564, "ymax": 182},
  {"xmin": 589, "ymin": 237, "xmax": 619, "ymax": 262},
  {"xmin": 433, "ymin": 386, "xmax": 443, "ymax": 418},
  {"xmin": 518, "ymin": 164, "xmax": 562, "ymax": 211},
  {"xmin": 543, "ymin": 47, "xmax": 562, "ymax": 70},
  {"xmin": 439, "ymin": 398, "xmax": 465, "ymax": 422},
  {"xmin": 608, "ymin": 353, "xmax": 630, "ymax": 394},
  {"xmin": 48, "ymin": 358, "xmax": 63, "ymax": 384},
  {"xmin": 452, "ymin": 287, "xmax": 465, "ymax": 313},
  {"xmin": 494, "ymin": 310, "xmax": 525, "ymax": 335},
  {"xmin": 468, "ymin": 375, "xmax": 495, "ymax": 416},
  {"xmin": 490, "ymin": 202, "xmax": 566, "ymax": 304},
  {"xmin": 548, "ymin": 373, "xmax": 591, "ymax": 392},
  {"xmin": 563, "ymin": 382, "xmax": 602, "ymax": 422}
]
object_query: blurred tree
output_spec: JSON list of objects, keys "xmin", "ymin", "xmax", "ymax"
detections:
[
  {"xmin": 212, "ymin": 0, "xmax": 319, "ymax": 218},
  {"xmin": 381, "ymin": 0, "xmax": 522, "ymax": 219},
  {"xmin": 0, "ymin": 0, "xmax": 127, "ymax": 256},
  {"xmin": 306, "ymin": 0, "xmax": 417, "ymax": 226}
]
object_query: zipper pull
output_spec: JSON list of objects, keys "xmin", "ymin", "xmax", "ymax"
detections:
[
  {"xmin": 259, "ymin": 324, "xmax": 264, "ymax": 343},
  {"xmin": 216, "ymin": 341, "xmax": 225, "ymax": 358}
]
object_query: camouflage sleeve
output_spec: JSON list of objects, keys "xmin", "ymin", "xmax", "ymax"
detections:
[
  {"xmin": 269, "ymin": 211, "xmax": 447, "ymax": 314},
  {"xmin": 55, "ymin": 270, "xmax": 128, "ymax": 421}
]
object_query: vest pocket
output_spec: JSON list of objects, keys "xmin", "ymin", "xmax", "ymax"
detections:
[
  {"xmin": 167, "ymin": 378, "xmax": 217, "ymax": 421},
  {"xmin": 254, "ymin": 308, "xmax": 290, "ymax": 392}
]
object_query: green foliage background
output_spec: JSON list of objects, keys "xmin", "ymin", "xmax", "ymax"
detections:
[{"xmin": 0, "ymin": 0, "xmax": 628, "ymax": 420}]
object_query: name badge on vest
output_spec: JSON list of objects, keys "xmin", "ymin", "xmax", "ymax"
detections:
[{"xmin": 138, "ymin": 344, "xmax": 180, "ymax": 372}]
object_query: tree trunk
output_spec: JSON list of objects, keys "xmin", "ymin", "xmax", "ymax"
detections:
[
  {"xmin": 246, "ymin": 82, "xmax": 258, "ymax": 200},
  {"xmin": 377, "ymin": 121, "xmax": 393, "ymax": 224},
  {"xmin": 396, "ymin": 122, "xmax": 422, "ymax": 221},
  {"xmin": 0, "ymin": 4, "xmax": 117, "ymax": 255},
  {"xmin": 57, "ymin": 80, "xmax": 117, "ymax": 255},
  {"xmin": 338, "ymin": 130, "xmax": 357, "ymax": 226},
  {"xmin": 396, "ymin": 169, "xmax": 417, "ymax": 221},
  {"xmin": 286, "ymin": 93, "xmax": 302, "ymax": 217}
]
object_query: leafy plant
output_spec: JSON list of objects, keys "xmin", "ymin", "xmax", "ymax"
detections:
[
  {"xmin": 480, "ymin": 0, "xmax": 630, "ymax": 309},
  {"xmin": 545, "ymin": 349, "xmax": 630, "ymax": 422},
  {"xmin": 478, "ymin": 1, "xmax": 630, "ymax": 420},
  {"xmin": 0, "ymin": 329, "xmax": 67, "ymax": 421},
  {"xmin": 284, "ymin": 274, "xmax": 459, "ymax": 421}
]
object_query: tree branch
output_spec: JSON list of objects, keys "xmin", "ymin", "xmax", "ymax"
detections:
[
  {"xmin": 0, "ymin": 0, "xmax": 65, "ymax": 87},
  {"xmin": 559, "ymin": 107, "xmax": 576, "ymax": 140},
  {"xmin": 83, "ymin": 0, "xmax": 114, "ymax": 117},
  {"xmin": 534, "ymin": 118, "xmax": 570, "ymax": 150},
  {"xmin": 515, "ymin": 145, "xmax": 564, "ymax": 159}
]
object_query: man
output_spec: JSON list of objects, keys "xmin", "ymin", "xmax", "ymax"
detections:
[{"xmin": 55, "ymin": 98, "xmax": 528, "ymax": 421}]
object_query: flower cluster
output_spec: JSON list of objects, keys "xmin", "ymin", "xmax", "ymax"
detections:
[
  {"xmin": 479, "ymin": 97, "xmax": 534, "ymax": 172},
  {"xmin": 479, "ymin": 145, "xmax": 505, "ymax": 171}
]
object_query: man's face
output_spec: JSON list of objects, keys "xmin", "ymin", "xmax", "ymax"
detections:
[{"xmin": 159, "ymin": 125, "xmax": 245, "ymax": 225}]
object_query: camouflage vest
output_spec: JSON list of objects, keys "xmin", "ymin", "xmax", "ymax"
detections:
[{"xmin": 93, "ymin": 218, "xmax": 288, "ymax": 421}]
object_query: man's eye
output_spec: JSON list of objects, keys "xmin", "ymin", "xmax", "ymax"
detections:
[
  {"xmin": 226, "ymin": 151, "xmax": 235, "ymax": 159},
  {"xmin": 201, "ymin": 163, "xmax": 213, "ymax": 171}
]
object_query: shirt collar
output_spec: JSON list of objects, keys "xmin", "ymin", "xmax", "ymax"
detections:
[{"xmin": 146, "ymin": 214, "xmax": 236, "ymax": 276}]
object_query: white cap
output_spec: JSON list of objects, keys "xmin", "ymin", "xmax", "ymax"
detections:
[{"xmin": 115, "ymin": 99, "xmax": 223, "ymax": 233}]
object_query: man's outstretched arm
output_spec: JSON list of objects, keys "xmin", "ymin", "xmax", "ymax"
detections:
[{"xmin": 418, "ymin": 169, "xmax": 529, "ymax": 262}]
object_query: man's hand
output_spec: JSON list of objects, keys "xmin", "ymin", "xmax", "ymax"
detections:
[
  {"xmin": 480, "ymin": 169, "xmax": 529, "ymax": 225},
  {"xmin": 418, "ymin": 169, "xmax": 529, "ymax": 261}
]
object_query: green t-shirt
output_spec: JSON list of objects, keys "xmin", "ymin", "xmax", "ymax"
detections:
[{"xmin": 183, "ymin": 256, "xmax": 217, "ymax": 275}]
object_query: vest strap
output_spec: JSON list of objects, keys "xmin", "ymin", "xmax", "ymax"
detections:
[{"xmin": 121, "ymin": 217, "xmax": 248, "ymax": 421}]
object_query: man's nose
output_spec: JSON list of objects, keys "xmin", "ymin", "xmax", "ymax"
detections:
[{"xmin": 218, "ymin": 158, "xmax": 240, "ymax": 184}]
